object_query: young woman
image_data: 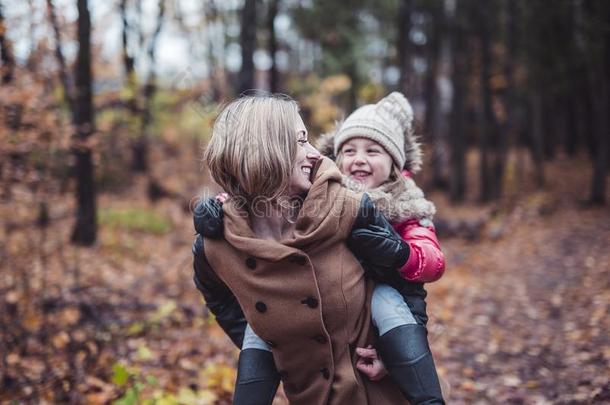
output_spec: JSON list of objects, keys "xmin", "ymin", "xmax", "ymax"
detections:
[
  {"xmin": 195, "ymin": 92, "xmax": 446, "ymax": 404},
  {"xmin": 193, "ymin": 94, "xmax": 411, "ymax": 404}
]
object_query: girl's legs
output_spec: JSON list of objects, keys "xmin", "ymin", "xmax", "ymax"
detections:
[
  {"xmin": 242, "ymin": 323, "xmax": 272, "ymax": 351},
  {"xmin": 234, "ymin": 324, "xmax": 279, "ymax": 405},
  {"xmin": 371, "ymin": 283, "xmax": 418, "ymax": 333},
  {"xmin": 372, "ymin": 283, "xmax": 445, "ymax": 405}
]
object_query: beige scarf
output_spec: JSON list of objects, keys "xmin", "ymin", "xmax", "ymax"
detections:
[{"xmin": 342, "ymin": 174, "xmax": 436, "ymax": 224}]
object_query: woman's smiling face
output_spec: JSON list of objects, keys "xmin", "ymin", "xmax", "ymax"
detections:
[
  {"xmin": 339, "ymin": 137, "xmax": 393, "ymax": 190},
  {"xmin": 287, "ymin": 114, "xmax": 320, "ymax": 197}
]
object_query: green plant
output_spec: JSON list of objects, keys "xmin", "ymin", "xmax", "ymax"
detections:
[{"xmin": 98, "ymin": 208, "xmax": 172, "ymax": 235}]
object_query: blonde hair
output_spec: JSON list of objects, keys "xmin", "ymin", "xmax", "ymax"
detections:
[{"xmin": 204, "ymin": 94, "xmax": 300, "ymax": 202}]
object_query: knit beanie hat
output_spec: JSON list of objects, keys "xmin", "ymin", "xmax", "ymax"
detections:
[{"xmin": 333, "ymin": 92, "xmax": 422, "ymax": 173}]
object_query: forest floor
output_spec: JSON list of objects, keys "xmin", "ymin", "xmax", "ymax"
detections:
[{"xmin": 0, "ymin": 146, "xmax": 609, "ymax": 404}]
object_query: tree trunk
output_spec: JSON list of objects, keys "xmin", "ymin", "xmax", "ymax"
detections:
[
  {"xmin": 589, "ymin": 3, "xmax": 609, "ymax": 204},
  {"xmin": 477, "ymin": 2, "xmax": 495, "ymax": 202},
  {"xmin": 565, "ymin": 92, "xmax": 578, "ymax": 156},
  {"xmin": 570, "ymin": 0, "xmax": 595, "ymax": 157},
  {"xmin": 199, "ymin": 0, "xmax": 223, "ymax": 101},
  {"xmin": 239, "ymin": 0, "xmax": 257, "ymax": 94},
  {"xmin": 268, "ymin": 0, "xmax": 279, "ymax": 92},
  {"xmin": 71, "ymin": 0, "xmax": 96, "ymax": 245},
  {"xmin": 120, "ymin": 0, "xmax": 138, "ymax": 115},
  {"xmin": 542, "ymin": 95, "xmax": 555, "ymax": 160},
  {"xmin": 530, "ymin": 90, "xmax": 546, "ymax": 188},
  {"xmin": 565, "ymin": 2, "xmax": 581, "ymax": 156},
  {"xmin": 133, "ymin": 0, "xmax": 164, "ymax": 174},
  {"xmin": 429, "ymin": 0, "xmax": 454, "ymax": 191},
  {"xmin": 589, "ymin": 72, "xmax": 608, "ymax": 204},
  {"xmin": 0, "ymin": 1, "xmax": 14, "ymax": 84},
  {"xmin": 120, "ymin": 0, "xmax": 135, "ymax": 78},
  {"xmin": 120, "ymin": 0, "xmax": 143, "ymax": 171},
  {"xmin": 46, "ymin": 0, "xmax": 73, "ymax": 109},
  {"xmin": 478, "ymin": 89, "xmax": 491, "ymax": 201},
  {"xmin": 424, "ymin": 3, "xmax": 440, "ymax": 138},
  {"xmin": 449, "ymin": 0, "xmax": 467, "ymax": 202},
  {"xmin": 492, "ymin": 0, "xmax": 515, "ymax": 199},
  {"xmin": 397, "ymin": 0, "xmax": 413, "ymax": 96},
  {"xmin": 204, "ymin": 0, "xmax": 219, "ymax": 99}
]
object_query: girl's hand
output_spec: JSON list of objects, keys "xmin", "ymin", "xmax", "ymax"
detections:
[
  {"xmin": 355, "ymin": 345, "xmax": 388, "ymax": 381},
  {"xmin": 215, "ymin": 192, "xmax": 229, "ymax": 203}
]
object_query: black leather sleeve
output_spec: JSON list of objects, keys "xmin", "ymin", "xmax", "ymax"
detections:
[
  {"xmin": 193, "ymin": 235, "xmax": 247, "ymax": 348},
  {"xmin": 347, "ymin": 194, "xmax": 430, "ymax": 326},
  {"xmin": 347, "ymin": 193, "xmax": 410, "ymax": 279}
]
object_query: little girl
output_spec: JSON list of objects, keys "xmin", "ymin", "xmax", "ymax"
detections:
[
  {"xmin": 194, "ymin": 92, "xmax": 445, "ymax": 404},
  {"xmin": 321, "ymin": 91, "xmax": 446, "ymax": 403}
]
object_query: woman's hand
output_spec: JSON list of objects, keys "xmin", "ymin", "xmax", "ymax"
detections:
[{"xmin": 355, "ymin": 345, "xmax": 388, "ymax": 381}]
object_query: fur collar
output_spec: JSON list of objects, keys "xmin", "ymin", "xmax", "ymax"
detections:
[{"xmin": 342, "ymin": 173, "xmax": 436, "ymax": 224}]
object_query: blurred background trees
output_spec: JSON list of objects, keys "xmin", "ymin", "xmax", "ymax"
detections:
[
  {"xmin": 1, "ymin": 0, "xmax": 608, "ymax": 245},
  {"xmin": 1, "ymin": 1, "xmax": 609, "ymax": 403}
]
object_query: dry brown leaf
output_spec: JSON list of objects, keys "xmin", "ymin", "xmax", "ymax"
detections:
[{"xmin": 52, "ymin": 331, "xmax": 71, "ymax": 350}]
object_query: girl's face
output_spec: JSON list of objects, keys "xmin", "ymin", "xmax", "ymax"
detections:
[
  {"xmin": 339, "ymin": 138, "xmax": 393, "ymax": 189},
  {"xmin": 288, "ymin": 114, "xmax": 320, "ymax": 196}
]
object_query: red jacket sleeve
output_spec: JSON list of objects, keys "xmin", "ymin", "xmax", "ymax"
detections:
[{"xmin": 394, "ymin": 219, "xmax": 446, "ymax": 283}]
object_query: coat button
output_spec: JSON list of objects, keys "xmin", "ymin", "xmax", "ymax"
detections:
[
  {"xmin": 245, "ymin": 257, "xmax": 257, "ymax": 269},
  {"xmin": 301, "ymin": 296, "xmax": 318, "ymax": 308},
  {"xmin": 255, "ymin": 301, "xmax": 267, "ymax": 313},
  {"xmin": 265, "ymin": 339, "xmax": 277, "ymax": 348},
  {"xmin": 313, "ymin": 334, "xmax": 327, "ymax": 344},
  {"xmin": 320, "ymin": 367, "xmax": 330, "ymax": 379}
]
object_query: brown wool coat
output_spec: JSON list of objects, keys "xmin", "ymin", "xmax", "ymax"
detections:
[{"xmin": 204, "ymin": 157, "xmax": 406, "ymax": 405}]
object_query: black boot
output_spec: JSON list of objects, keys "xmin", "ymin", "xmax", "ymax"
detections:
[
  {"xmin": 377, "ymin": 324, "xmax": 445, "ymax": 404},
  {"xmin": 233, "ymin": 349, "xmax": 280, "ymax": 405}
]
